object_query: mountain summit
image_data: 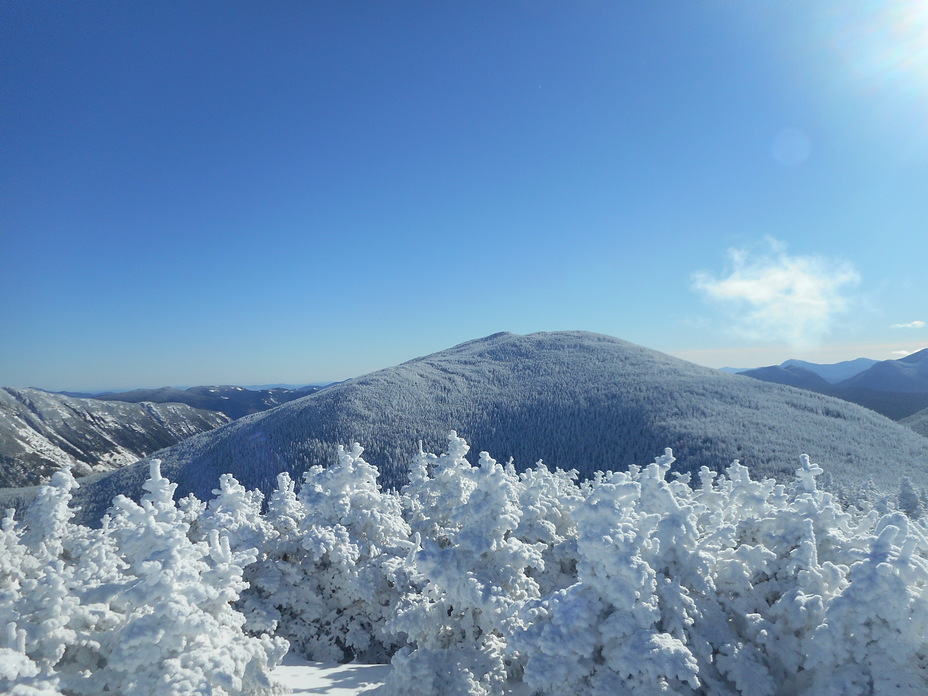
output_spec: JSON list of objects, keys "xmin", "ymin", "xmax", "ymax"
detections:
[{"xmin": 18, "ymin": 331, "xmax": 928, "ymax": 522}]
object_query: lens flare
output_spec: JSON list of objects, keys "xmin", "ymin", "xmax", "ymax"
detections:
[{"xmin": 822, "ymin": 2, "xmax": 928, "ymax": 145}]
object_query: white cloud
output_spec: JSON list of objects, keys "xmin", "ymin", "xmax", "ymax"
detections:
[
  {"xmin": 692, "ymin": 240, "xmax": 860, "ymax": 349},
  {"xmin": 891, "ymin": 320, "xmax": 926, "ymax": 329}
]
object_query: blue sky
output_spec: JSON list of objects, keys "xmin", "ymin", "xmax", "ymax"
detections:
[{"xmin": 2, "ymin": 1, "xmax": 927, "ymax": 390}]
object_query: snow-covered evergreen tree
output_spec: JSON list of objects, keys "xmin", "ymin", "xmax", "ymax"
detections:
[
  {"xmin": 4, "ymin": 435, "xmax": 928, "ymax": 695},
  {"xmin": 0, "ymin": 508, "xmax": 63, "ymax": 696},
  {"xmin": 243, "ymin": 444, "xmax": 414, "ymax": 663},
  {"xmin": 383, "ymin": 439, "xmax": 544, "ymax": 696},
  {"xmin": 510, "ymin": 450, "xmax": 702, "ymax": 696},
  {"xmin": 96, "ymin": 459, "xmax": 288, "ymax": 695},
  {"xmin": 2, "ymin": 467, "xmax": 88, "ymax": 694},
  {"xmin": 513, "ymin": 460, "xmax": 582, "ymax": 595},
  {"xmin": 805, "ymin": 513, "xmax": 928, "ymax": 694},
  {"xmin": 0, "ymin": 461, "xmax": 287, "ymax": 696}
]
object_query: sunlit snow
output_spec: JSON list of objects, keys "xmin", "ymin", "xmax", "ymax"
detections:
[
  {"xmin": 2, "ymin": 433, "xmax": 927, "ymax": 695},
  {"xmin": 272, "ymin": 653, "xmax": 389, "ymax": 695}
]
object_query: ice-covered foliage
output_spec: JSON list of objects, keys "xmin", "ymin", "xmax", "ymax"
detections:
[
  {"xmin": 3, "ymin": 434, "xmax": 928, "ymax": 695},
  {"xmin": 510, "ymin": 451, "xmax": 928, "ymax": 696},
  {"xmin": 240, "ymin": 443, "xmax": 414, "ymax": 663},
  {"xmin": 0, "ymin": 461, "xmax": 287, "ymax": 696},
  {"xmin": 382, "ymin": 434, "xmax": 547, "ymax": 696},
  {"xmin": 261, "ymin": 437, "xmax": 927, "ymax": 696}
]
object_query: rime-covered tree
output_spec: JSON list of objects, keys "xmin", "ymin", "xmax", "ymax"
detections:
[
  {"xmin": 383, "ymin": 440, "xmax": 544, "ymax": 696},
  {"xmin": 92, "ymin": 461, "xmax": 286, "ymax": 695},
  {"xmin": 244, "ymin": 444, "xmax": 414, "ymax": 663}
]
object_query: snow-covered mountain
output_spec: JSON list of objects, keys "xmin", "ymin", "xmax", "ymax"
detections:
[
  {"xmin": 90, "ymin": 384, "xmax": 320, "ymax": 420},
  {"xmin": 31, "ymin": 331, "xmax": 928, "ymax": 523},
  {"xmin": 0, "ymin": 387, "xmax": 229, "ymax": 488}
]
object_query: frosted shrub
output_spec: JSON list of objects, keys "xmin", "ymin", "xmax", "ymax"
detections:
[
  {"xmin": 402, "ymin": 432, "xmax": 479, "ymax": 541},
  {"xmin": 0, "ymin": 467, "xmax": 93, "ymax": 695},
  {"xmin": 211, "ymin": 439, "xmax": 928, "ymax": 694},
  {"xmin": 382, "ymin": 436, "xmax": 544, "ymax": 696},
  {"xmin": 513, "ymin": 461, "xmax": 582, "ymax": 595},
  {"xmin": 804, "ymin": 515, "xmax": 928, "ymax": 695},
  {"xmin": 235, "ymin": 471, "xmax": 307, "ymax": 635},
  {"xmin": 0, "ymin": 462, "xmax": 287, "ymax": 696},
  {"xmin": 5, "ymin": 436, "xmax": 928, "ymax": 695},
  {"xmin": 198, "ymin": 473, "xmax": 276, "ymax": 552},
  {"xmin": 509, "ymin": 449, "xmax": 928, "ymax": 696},
  {"xmin": 243, "ymin": 444, "xmax": 414, "ymax": 663},
  {"xmin": 98, "ymin": 460, "xmax": 287, "ymax": 695},
  {"xmin": 0, "ymin": 509, "xmax": 63, "ymax": 696},
  {"xmin": 511, "ymin": 450, "xmax": 702, "ymax": 696},
  {"xmin": 897, "ymin": 475, "xmax": 924, "ymax": 518},
  {"xmin": 0, "ymin": 622, "xmax": 62, "ymax": 696}
]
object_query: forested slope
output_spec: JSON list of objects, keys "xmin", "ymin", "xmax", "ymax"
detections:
[
  {"xmin": 15, "ymin": 331, "xmax": 928, "ymax": 523},
  {"xmin": 92, "ymin": 384, "xmax": 318, "ymax": 420},
  {"xmin": 902, "ymin": 407, "xmax": 928, "ymax": 438}
]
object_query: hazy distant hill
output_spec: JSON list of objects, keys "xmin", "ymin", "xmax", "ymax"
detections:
[
  {"xmin": 739, "ymin": 365, "xmax": 834, "ymax": 392},
  {"xmin": 740, "ymin": 350, "xmax": 928, "ymax": 420},
  {"xmin": 26, "ymin": 331, "xmax": 928, "ymax": 524},
  {"xmin": 838, "ymin": 348, "xmax": 928, "ymax": 393},
  {"xmin": 781, "ymin": 357, "xmax": 878, "ymax": 384},
  {"xmin": 92, "ymin": 384, "xmax": 319, "ymax": 420},
  {"xmin": 0, "ymin": 388, "xmax": 229, "ymax": 488}
]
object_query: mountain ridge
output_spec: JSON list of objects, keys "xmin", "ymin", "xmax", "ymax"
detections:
[
  {"xmin": 89, "ymin": 384, "xmax": 321, "ymax": 420},
  {"xmin": 781, "ymin": 357, "xmax": 879, "ymax": 384},
  {"xmin": 739, "ymin": 349, "xmax": 928, "ymax": 420},
  {"xmin": 738, "ymin": 364, "xmax": 835, "ymax": 391},
  {"xmin": 0, "ymin": 387, "xmax": 229, "ymax": 488},
  {"xmin": 15, "ymin": 330, "xmax": 927, "ymax": 524}
]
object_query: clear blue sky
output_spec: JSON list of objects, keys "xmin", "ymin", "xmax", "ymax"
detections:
[{"xmin": 2, "ymin": 1, "xmax": 927, "ymax": 391}]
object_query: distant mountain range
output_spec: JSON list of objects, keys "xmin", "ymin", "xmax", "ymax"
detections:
[
  {"xmin": 781, "ymin": 357, "xmax": 880, "ymax": 383},
  {"xmin": 88, "ymin": 384, "xmax": 323, "ymax": 420},
  {"xmin": 0, "ymin": 388, "xmax": 229, "ymax": 488},
  {"xmin": 11, "ymin": 331, "xmax": 927, "ymax": 525},
  {"xmin": 737, "ymin": 349, "xmax": 928, "ymax": 420}
]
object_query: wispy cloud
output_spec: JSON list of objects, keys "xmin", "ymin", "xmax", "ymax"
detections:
[
  {"xmin": 891, "ymin": 320, "xmax": 926, "ymax": 329},
  {"xmin": 691, "ymin": 240, "xmax": 860, "ymax": 349}
]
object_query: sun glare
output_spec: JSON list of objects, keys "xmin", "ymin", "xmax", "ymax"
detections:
[{"xmin": 823, "ymin": 3, "xmax": 928, "ymax": 141}]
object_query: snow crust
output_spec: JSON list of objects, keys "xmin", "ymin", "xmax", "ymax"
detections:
[
  {"xmin": 272, "ymin": 652, "xmax": 389, "ymax": 695},
  {"xmin": 3, "ymin": 432, "xmax": 928, "ymax": 695}
]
